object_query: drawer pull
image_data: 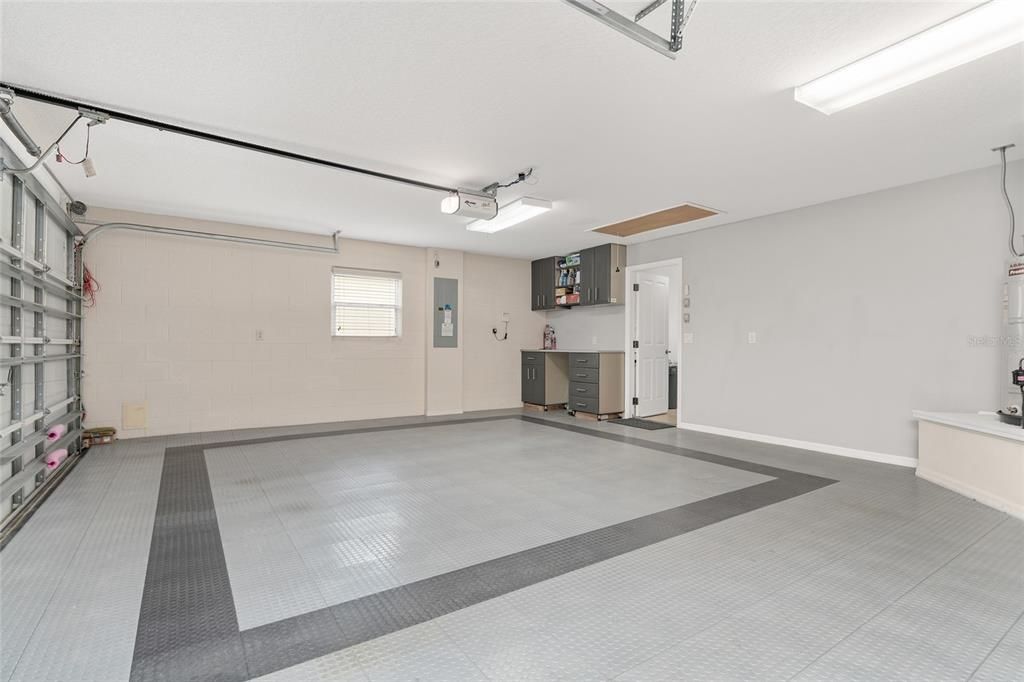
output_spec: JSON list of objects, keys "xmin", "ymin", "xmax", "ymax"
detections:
[
  {"xmin": 575, "ymin": 373, "xmax": 587, "ymax": 378},
  {"xmin": 575, "ymin": 402, "xmax": 587, "ymax": 408},
  {"xmin": 576, "ymin": 359, "xmax": 588, "ymax": 364},
  {"xmin": 526, "ymin": 356, "xmax": 536, "ymax": 361},
  {"xmin": 575, "ymin": 388, "xmax": 587, "ymax": 393}
]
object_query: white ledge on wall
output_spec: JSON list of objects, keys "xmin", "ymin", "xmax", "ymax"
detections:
[
  {"xmin": 913, "ymin": 410, "xmax": 1023, "ymax": 520},
  {"xmin": 676, "ymin": 422, "xmax": 917, "ymax": 468}
]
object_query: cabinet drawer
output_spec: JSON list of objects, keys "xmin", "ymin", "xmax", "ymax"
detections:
[
  {"xmin": 569, "ymin": 396, "xmax": 600, "ymax": 414},
  {"xmin": 521, "ymin": 351, "xmax": 544, "ymax": 365},
  {"xmin": 568, "ymin": 353, "xmax": 599, "ymax": 367},
  {"xmin": 569, "ymin": 367, "xmax": 599, "ymax": 383},
  {"xmin": 569, "ymin": 381, "xmax": 598, "ymax": 399}
]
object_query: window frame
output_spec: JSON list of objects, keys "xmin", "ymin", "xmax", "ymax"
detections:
[{"xmin": 330, "ymin": 267, "xmax": 403, "ymax": 338}]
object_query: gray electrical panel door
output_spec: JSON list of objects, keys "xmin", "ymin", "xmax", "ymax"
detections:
[{"xmin": 432, "ymin": 277, "xmax": 458, "ymax": 348}]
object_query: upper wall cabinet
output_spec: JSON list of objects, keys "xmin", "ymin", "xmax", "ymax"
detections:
[
  {"xmin": 531, "ymin": 244, "xmax": 625, "ymax": 309},
  {"xmin": 531, "ymin": 256, "xmax": 557, "ymax": 311}
]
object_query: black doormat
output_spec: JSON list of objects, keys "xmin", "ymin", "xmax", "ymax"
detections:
[{"xmin": 612, "ymin": 418, "xmax": 675, "ymax": 430}]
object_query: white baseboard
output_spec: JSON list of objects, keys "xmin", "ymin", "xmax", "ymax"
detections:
[
  {"xmin": 676, "ymin": 421, "xmax": 917, "ymax": 468},
  {"xmin": 916, "ymin": 467, "xmax": 1024, "ymax": 521}
]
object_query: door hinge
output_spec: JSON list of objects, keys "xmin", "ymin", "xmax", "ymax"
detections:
[
  {"xmin": 632, "ymin": 340, "xmax": 639, "ymax": 348},
  {"xmin": 632, "ymin": 397, "xmax": 639, "ymax": 405},
  {"xmin": 633, "ymin": 283, "xmax": 640, "ymax": 291}
]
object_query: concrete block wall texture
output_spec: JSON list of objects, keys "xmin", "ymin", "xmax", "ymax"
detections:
[
  {"xmin": 79, "ymin": 207, "xmax": 544, "ymax": 438},
  {"xmin": 628, "ymin": 160, "xmax": 1024, "ymax": 462}
]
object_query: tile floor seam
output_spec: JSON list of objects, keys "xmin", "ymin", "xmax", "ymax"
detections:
[
  {"xmin": 4, "ymin": 457, "xmax": 121, "ymax": 682},
  {"xmin": 605, "ymin": 487, "xmax": 989, "ymax": 680},
  {"xmin": 783, "ymin": 517, "xmax": 1012, "ymax": 681},
  {"xmin": 966, "ymin": 607, "xmax": 1024, "ymax": 680}
]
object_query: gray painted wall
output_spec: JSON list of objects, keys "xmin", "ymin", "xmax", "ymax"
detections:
[
  {"xmin": 628, "ymin": 160, "xmax": 1023, "ymax": 460},
  {"xmin": 544, "ymin": 305, "xmax": 625, "ymax": 351}
]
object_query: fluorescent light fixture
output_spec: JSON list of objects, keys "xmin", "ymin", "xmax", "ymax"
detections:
[
  {"xmin": 794, "ymin": 0, "xmax": 1024, "ymax": 114},
  {"xmin": 466, "ymin": 197, "xmax": 552, "ymax": 233}
]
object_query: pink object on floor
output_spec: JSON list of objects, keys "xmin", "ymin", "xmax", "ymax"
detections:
[
  {"xmin": 46, "ymin": 424, "xmax": 67, "ymax": 442},
  {"xmin": 45, "ymin": 449, "xmax": 68, "ymax": 469}
]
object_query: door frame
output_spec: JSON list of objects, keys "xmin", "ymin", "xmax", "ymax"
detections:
[{"xmin": 623, "ymin": 258, "xmax": 683, "ymax": 425}]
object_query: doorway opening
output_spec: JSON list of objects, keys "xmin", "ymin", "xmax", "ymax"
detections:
[{"xmin": 624, "ymin": 259, "xmax": 683, "ymax": 426}]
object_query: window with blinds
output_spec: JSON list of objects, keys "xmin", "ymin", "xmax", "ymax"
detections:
[{"xmin": 331, "ymin": 268, "xmax": 403, "ymax": 337}]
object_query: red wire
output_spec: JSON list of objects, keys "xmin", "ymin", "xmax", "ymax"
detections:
[{"xmin": 82, "ymin": 265, "xmax": 99, "ymax": 307}]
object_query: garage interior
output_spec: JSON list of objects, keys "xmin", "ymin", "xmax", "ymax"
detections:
[{"xmin": 1, "ymin": 1, "xmax": 1023, "ymax": 681}]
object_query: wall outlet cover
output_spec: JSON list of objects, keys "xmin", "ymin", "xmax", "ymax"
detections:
[{"xmin": 748, "ymin": 332, "xmax": 758, "ymax": 344}]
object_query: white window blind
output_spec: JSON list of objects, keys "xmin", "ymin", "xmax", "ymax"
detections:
[{"xmin": 332, "ymin": 268, "xmax": 402, "ymax": 337}]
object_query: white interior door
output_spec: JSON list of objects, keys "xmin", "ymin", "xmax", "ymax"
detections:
[{"xmin": 634, "ymin": 272, "xmax": 670, "ymax": 417}]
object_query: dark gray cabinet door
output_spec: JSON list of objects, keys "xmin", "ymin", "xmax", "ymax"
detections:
[
  {"xmin": 539, "ymin": 257, "xmax": 556, "ymax": 310},
  {"xmin": 530, "ymin": 259, "xmax": 543, "ymax": 310},
  {"xmin": 579, "ymin": 247, "xmax": 596, "ymax": 305},
  {"xmin": 592, "ymin": 244, "xmax": 612, "ymax": 305},
  {"xmin": 521, "ymin": 359, "xmax": 546, "ymax": 404}
]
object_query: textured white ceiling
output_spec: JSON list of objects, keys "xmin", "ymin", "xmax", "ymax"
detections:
[{"xmin": 1, "ymin": 1, "xmax": 1021, "ymax": 259}]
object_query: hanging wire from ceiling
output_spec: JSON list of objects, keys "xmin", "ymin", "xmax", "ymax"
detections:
[
  {"xmin": 57, "ymin": 123, "xmax": 91, "ymax": 165},
  {"xmin": 996, "ymin": 145, "xmax": 1022, "ymax": 258}
]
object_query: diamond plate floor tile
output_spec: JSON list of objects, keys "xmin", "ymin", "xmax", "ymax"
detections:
[
  {"xmin": 346, "ymin": 620, "xmax": 488, "ymax": 682},
  {"xmin": 793, "ymin": 517, "xmax": 1024, "ymax": 681},
  {"xmin": 971, "ymin": 612, "xmax": 1024, "ymax": 682},
  {"xmin": 6, "ymin": 440, "xmax": 165, "ymax": 682}
]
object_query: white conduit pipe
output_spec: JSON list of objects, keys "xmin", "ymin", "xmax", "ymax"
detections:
[{"xmin": 77, "ymin": 221, "xmax": 341, "ymax": 254}]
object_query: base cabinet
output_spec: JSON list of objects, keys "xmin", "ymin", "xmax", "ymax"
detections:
[
  {"xmin": 521, "ymin": 352, "xmax": 568, "ymax": 406},
  {"xmin": 522, "ymin": 351, "xmax": 624, "ymax": 417},
  {"xmin": 567, "ymin": 352, "xmax": 625, "ymax": 416}
]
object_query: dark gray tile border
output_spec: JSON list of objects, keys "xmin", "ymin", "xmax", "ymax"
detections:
[{"xmin": 131, "ymin": 415, "xmax": 836, "ymax": 681}]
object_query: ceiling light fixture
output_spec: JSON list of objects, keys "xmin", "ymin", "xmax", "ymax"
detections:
[
  {"xmin": 467, "ymin": 197, "xmax": 552, "ymax": 234},
  {"xmin": 794, "ymin": 0, "xmax": 1024, "ymax": 115}
]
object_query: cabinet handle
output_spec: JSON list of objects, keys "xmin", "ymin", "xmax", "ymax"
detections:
[
  {"xmin": 576, "ymin": 388, "xmax": 586, "ymax": 393},
  {"xmin": 595, "ymin": 287, "xmax": 599, "ymax": 301},
  {"xmin": 575, "ymin": 373, "xmax": 587, "ymax": 377},
  {"xmin": 575, "ymin": 402, "xmax": 587, "ymax": 408}
]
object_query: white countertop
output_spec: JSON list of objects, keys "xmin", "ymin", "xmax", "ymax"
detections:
[
  {"xmin": 522, "ymin": 349, "xmax": 626, "ymax": 354},
  {"xmin": 913, "ymin": 411, "xmax": 1024, "ymax": 443}
]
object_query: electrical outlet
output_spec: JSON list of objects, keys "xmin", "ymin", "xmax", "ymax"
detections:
[
  {"xmin": 748, "ymin": 332, "xmax": 757, "ymax": 344},
  {"xmin": 683, "ymin": 313, "xmax": 690, "ymax": 323},
  {"xmin": 501, "ymin": 312, "xmax": 510, "ymax": 322},
  {"xmin": 592, "ymin": 336, "xmax": 598, "ymax": 345},
  {"xmin": 256, "ymin": 329, "xmax": 264, "ymax": 341}
]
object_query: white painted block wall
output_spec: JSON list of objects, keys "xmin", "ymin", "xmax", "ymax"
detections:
[{"xmin": 80, "ymin": 208, "xmax": 543, "ymax": 437}]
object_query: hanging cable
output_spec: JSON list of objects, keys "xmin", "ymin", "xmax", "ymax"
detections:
[
  {"xmin": 0, "ymin": 114, "xmax": 83, "ymax": 177},
  {"xmin": 997, "ymin": 145, "xmax": 1022, "ymax": 258},
  {"xmin": 57, "ymin": 123, "xmax": 91, "ymax": 165},
  {"xmin": 482, "ymin": 169, "xmax": 534, "ymax": 197}
]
